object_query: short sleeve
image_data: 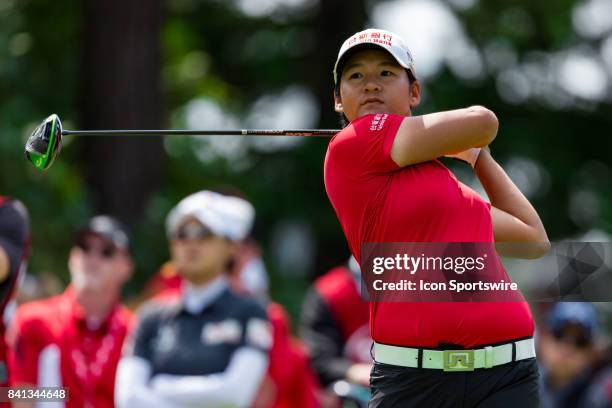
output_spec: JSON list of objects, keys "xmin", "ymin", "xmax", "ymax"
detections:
[
  {"xmin": 327, "ymin": 113, "xmax": 404, "ymax": 177},
  {"xmin": 7, "ymin": 308, "xmax": 50, "ymax": 385},
  {"xmin": 241, "ymin": 300, "xmax": 272, "ymax": 353}
]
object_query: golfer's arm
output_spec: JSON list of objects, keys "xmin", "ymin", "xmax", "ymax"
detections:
[
  {"xmin": 391, "ymin": 106, "xmax": 498, "ymax": 167},
  {"xmin": 475, "ymin": 149, "xmax": 550, "ymax": 259}
]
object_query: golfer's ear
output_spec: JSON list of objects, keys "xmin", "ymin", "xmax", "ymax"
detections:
[
  {"xmin": 334, "ymin": 91, "xmax": 344, "ymax": 113},
  {"xmin": 409, "ymin": 80, "xmax": 421, "ymax": 108}
]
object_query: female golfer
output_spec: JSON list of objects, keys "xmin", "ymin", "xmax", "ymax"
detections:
[
  {"xmin": 324, "ymin": 29, "xmax": 549, "ymax": 407},
  {"xmin": 115, "ymin": 191, "xmax": 271, "ymax": 408}
]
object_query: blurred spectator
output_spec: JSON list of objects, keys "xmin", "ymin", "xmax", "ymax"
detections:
[
  {"xmin": 0, "ymin": 196, "xmax": 30, "ymax": 404},
  {"xmin": 300, "ymin": 257, "xmax": 371, "ymax": 406},
  {"xmin": 132, "ymin": 261, "xmax": 182, "ymax": 306},
  {"xmin": 115, "ymin": 191, "xmax": 271, "ymax": 408},
  {"xmin": 226, "ymin": 239, "xmax": 269, "ymax": 302},
  {"xmin": 133, "ymin": 212, "xmax": 320, "ymax": 407},
  {"xmin": 227, "ymin": 239, "xmax": 321, "ymax": 408},
  {"xmin": 14, "ymin": 272, "xmax": 65, "ymax": 305},
  {"xmin": 7, "ymin": 215, "xmax": 134, "ymax": 408},
  {"xmin": 538, "ymin": 302, "xmax": 612, "ymax": 408}
]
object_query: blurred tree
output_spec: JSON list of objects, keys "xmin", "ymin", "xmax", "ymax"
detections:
[
  {"xmin": 1, "ymin": 0, "xmax": 610, "ymax": 321},
  {"xmin": 151, "ymin": 0, "xmax": 368, "ymax": 320},
  {"xmin": 0, "ymin": 0, "xmax": 87, "ymax": 283},
  {"xmin": 80, "ymin": 0, "xmax": 165, "ymax": 226},
  {"xmin": 432, "ymin": 0, "xmax": 612, "ymax": 238},
  {"xmin": 303, "ymin": 0, "xmax": 368, "ymax": 273},
  {"xmin": 308, "ymin": 0, "xmax": 367, "ymax": 126}
]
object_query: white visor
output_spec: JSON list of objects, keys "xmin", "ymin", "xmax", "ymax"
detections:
[
  {"xmin": 333, "ymin": 28, "xmax": 416, "ymax": 84},
  {"xmin": 166, "ymin": 190, "xmax": 255, "ymax": 242}
]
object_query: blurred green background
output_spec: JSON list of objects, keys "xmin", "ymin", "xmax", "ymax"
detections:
[{"xmin": 1, "ymin": 0, "xmax": 610, "ymax": 323}]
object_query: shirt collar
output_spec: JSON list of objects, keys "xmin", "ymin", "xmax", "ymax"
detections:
[
  {"xmin": 181, "ymin": 276, "xmax": 229, "ymax": 315},
  {"xmin": 63, "ymin": 285, "xmax": 119, "ymax": 331}
]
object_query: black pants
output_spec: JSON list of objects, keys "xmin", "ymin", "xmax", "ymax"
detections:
[{"xmin": 369, "ymin": 358, "xmax": 539, "ymax": 408}]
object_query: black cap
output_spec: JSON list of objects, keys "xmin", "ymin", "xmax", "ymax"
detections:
[{"xmin": 75, "ymin": 215, "xmax": 130, "ymax": 251}]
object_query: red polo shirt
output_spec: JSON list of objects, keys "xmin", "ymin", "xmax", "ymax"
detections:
[
  {"xmin": 7, "ymin": 287, "xmax": 133, "ymax": 408},
  {"xmin": 314, "ymin": 266, "xmax": 369, "ymax": 344},
  {"xmin": 324, "ymin": 113, "xmax": 533, "ymax": 348}
]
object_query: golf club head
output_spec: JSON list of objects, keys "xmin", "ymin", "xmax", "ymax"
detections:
[{"xmin": 24, "ymin": 114, "xmax": 63, "ymax": 170}]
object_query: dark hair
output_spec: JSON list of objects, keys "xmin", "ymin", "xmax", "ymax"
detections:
[{"xmin": 334, "ymin": 69, "xmax": 417, "ymax": 128}]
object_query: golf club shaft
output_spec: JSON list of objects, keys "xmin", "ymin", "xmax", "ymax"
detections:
[{"xmin": 62, "ymin": 129, "xmax": 338, "ymax": 137}]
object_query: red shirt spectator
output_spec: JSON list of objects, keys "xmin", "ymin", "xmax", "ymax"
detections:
[
  {"xmin": 7, "ymin": 215, "xmax": 134, "ymax": 408},
  {"xmin": 8, "ymin": 287, "xmax": 133, "ymax": 408},
  {"xmin": 140, "ymin": 261, "xmax": 182, "ymax": 301},
  {"xmin": 314, "ymin": 265, "xmax": 369, "ymax": 347},
  {"xmin": 301, "ymin": 262, "xmax": 370, "ymax": 388},
  {"xmin": 264, "ymin": 302, "xmax": 320, "ymax": 408}
]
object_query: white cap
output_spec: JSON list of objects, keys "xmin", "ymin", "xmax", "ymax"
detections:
[
  {"xmin": 166, "ymin": 191, "xmax": 255, "ymax": 242},
  {"xmin": 333, "ymin": 28, "xmax": 416, "ymax": 84}
]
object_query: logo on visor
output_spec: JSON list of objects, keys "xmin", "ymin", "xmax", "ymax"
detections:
[{"xmin": 348, "ymin": 31, "xmax": 393, "ymax": 47}]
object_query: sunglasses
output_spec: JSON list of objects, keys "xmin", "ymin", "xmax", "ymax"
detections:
[
  {"xmin": 552, "ymin": 328, "xmax": 591, "ymax": 349},
  {"xmin": 76, "ymin": 240, "xmax": 118, "ymax": 259},
  {"xmin": 173, "ymin": 223, "xmax": 214, "ymax": 241}
]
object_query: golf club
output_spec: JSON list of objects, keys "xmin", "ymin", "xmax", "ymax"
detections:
[{"xmin": 24, "ymin": 114, "xmax": 340, "ymax": 170}]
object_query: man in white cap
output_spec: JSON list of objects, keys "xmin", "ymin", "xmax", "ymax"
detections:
[
  {"xmin": 115, "ymin": 191, "xmax": 271, "ymax": 408},
  {"xmin": 324, "ymin": 28, "xmax": 549, "ymax": 406}
]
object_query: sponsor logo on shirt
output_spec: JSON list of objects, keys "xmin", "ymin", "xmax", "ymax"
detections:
[
  {"xmin": 246, "ymin": 318, "xmax": 272, "ymax": 350},
  {"xmin": 153, "ymin": 326, "xmax": 176, "ymax": 353},
  {"xmin": 201, "ymin": 319, "xmax": 242, "ymax": 345},
  {"xmin": 370, "ymin": 113, "xmax": 388, "ymax": 131}
]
